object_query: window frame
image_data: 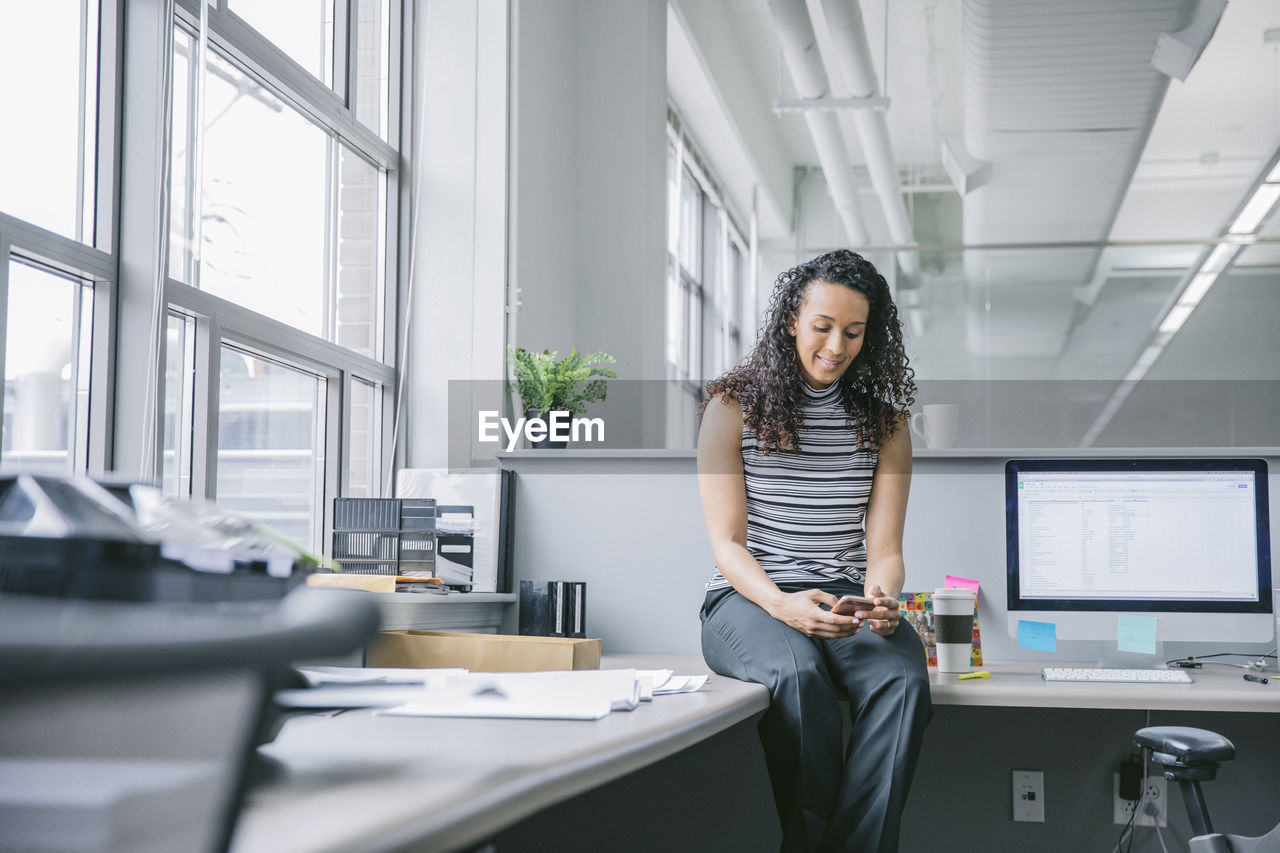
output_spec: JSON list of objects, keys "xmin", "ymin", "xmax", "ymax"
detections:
[
  {"xmin": 0, "ymin": 214, "xmax": 117, "ymax": 477},
  {"xmin": 163, "ymin": 279, "xmax": 393, "ymax": 552},
  {"xmin": 0, "ymin": 0, "xmax": 403, "ymax": 560}
]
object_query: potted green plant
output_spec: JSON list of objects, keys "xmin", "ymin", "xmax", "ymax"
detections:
[{"xmin": 506, "ymin": 348, "xmax": 617, "ymax": 448}]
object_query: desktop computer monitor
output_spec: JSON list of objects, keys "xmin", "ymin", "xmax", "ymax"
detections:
[{"xmin": 1005, "ymin": 458, "xmax": 1273, "ymax": 644}]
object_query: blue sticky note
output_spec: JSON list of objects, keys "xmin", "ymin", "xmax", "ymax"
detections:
[
  {"xmin": 1017, "ymin": 620, "xmax": 1057, "ymax": 653},
  {"xmin": 1117, "ymin": 614, "xmax": 1158, "ymax": 655}
]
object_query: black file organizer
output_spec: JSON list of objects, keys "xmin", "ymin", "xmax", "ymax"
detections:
[
  {"xmin": 331, "ymin": 498, "xmax": 437, "ymax": 577},
  {"xmin": 433, "ymin": 504, "xmax": 476, "ymax": 590}
]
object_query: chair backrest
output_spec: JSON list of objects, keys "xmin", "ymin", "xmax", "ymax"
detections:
[{"xmin": 0, "ymin": 588, "xmax": 380, "ymax": 853}]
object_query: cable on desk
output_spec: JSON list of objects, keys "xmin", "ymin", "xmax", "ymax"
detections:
[{"xmin": 1166, "ymin": 652, "xmax": 1277, "ymax": 673}]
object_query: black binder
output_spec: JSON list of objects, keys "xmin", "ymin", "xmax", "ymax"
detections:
[{"xmin": 518, "ymin": 580, "xmax": 551, "ymax": 636}]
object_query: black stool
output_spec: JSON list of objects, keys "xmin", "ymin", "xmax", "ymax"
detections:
[{"xmin": 1133, "ymin": 726, "xmax": 1236, "ymax": 837}]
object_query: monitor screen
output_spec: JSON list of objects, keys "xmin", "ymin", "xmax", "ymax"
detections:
[{"xmin": 1005, "ymin": 458, "xmax": 1273, "ymax": 643}]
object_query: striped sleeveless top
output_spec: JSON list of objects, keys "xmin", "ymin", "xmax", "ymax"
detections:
[{"xmin": 706, "ymin": 380, "xmax": 877, "ymax": 591}]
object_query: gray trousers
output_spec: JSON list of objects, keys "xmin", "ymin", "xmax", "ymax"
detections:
[{"xmin": 700, "ymin": 581, "xmax": 932, "ymax": 853}]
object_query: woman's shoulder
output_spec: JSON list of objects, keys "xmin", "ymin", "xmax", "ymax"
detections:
[
  {"xmin": 703, "ymin": 391, "xmax": 745, "ymax": 426},
  {"xmin": 698, "ymin": 391, "xmax": 747, "ymax": 466},
  {"xmin": 706, "ymin": 388, "xmax": 744, "ymax": 407}
]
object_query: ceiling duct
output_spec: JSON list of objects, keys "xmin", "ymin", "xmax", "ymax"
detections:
[
  {"xmin": 960, "ymin": 0, "xmax": 1198, "ymax": 357},
  {"xmin": 767, "ymin": 0, "xmax": 870, "ymax": 247},
  {"xmin": 819, "ymin": 0, "xmax": 919, "ymax": 276}
]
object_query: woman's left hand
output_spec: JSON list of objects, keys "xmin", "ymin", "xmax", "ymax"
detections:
[{"xmin": 857, "ymin": 585, "xmax": 901, "ymax": 637}]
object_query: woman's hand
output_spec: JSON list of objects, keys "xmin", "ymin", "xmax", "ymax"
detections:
[
  {"xmin": 856, "ymin": 585, "xmax": 901, "ymax": 637},
  {"xmin": 767, "ymin": 588, "xmax": 862, "ymax": 639}
]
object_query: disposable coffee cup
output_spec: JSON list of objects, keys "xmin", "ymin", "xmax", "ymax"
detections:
[{"xmin": 932, "ymin": 588, "xmax": 976, "ymax": 673}]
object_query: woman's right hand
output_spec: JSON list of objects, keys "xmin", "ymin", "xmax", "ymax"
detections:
[{"xmin": 767, "ymin": 589, "xmax": 862, "ymax": 638}]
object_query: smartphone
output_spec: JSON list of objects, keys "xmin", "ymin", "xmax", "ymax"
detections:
[{"xmin": 830, "ymin": 595, "xmax": 878, "ymax": 616}]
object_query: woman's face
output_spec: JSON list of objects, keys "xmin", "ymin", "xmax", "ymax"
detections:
[{"xmin": 786, "ymin": 281, "xmax": 869, "ymax": 389}]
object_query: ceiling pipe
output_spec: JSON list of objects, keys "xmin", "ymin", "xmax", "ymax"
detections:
[
  {"xmin": 767, "ymin": 0, "xmax": 870, "ymax": 247},
  {"xmin": 819, "ymin": 0, "xmax": 920, "ymax": 276}
]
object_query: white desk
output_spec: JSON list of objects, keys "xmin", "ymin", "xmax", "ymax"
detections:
[
  {"xmin": 930, "ymin": 660, "xmax": 1280, "ymax": 713},
  {"xmin": 231, "ymin": 655, "xmax": 1277, "ymax": 853},
  {"xmin": 230, "ymin": 653, "xmax": 765, "ymax": 853}
]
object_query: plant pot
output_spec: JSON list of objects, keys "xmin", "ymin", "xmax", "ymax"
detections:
[{"xmin": 525, "ymin": 410, "xmax": 568, "ymax": 450}]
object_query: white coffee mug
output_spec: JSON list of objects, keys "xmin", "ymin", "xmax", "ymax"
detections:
[
  {"xmin": 910, "ymin": 404, "xmax": 960, "ymax": 449},
  {"xmin": 932, "ymin": 587, "xmax": 976, "ymax": 673}
]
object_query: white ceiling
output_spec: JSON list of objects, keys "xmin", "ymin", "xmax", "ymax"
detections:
[
  {"xmin": 668, "ymin": 0, "xmax": 1280, "ymax": 393},
  {"xmin": 672, "ymin": 0, "xmax": 1280, "ymax": 243}
]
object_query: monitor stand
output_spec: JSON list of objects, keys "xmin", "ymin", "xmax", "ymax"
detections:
[{"xmin": 1096, "ymin": 643, "xmax": 1168, "ymax": 669}]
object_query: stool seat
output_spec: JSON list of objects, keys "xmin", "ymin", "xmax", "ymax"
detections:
[{"xmin": 1133, "ymin": 726, "xmax": 1236, "ymax": 766}]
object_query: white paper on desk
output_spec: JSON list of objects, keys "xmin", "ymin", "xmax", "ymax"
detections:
[
  {"xmin": 636, "ymin": 669, "xmax": 673, "ymax": 689},
  {"xmin": 379, "ymin": 678, "xmax": 609, "ymax": 721},
  {"xmin": 276, "ymin": 685, "xmax": 436, "ymax": 709},
  {"xmin": 501, "ymin": 666, "xmax": 645, "ymax": 706},
  {"xmin": 297, "ymin": 666, "xmax": 467, "ymax": 688},
  {"xmin": 377, "ymin": 669, "xmax": 642, "ymax": 720},
  {"xmin": 652, "ymin": 675, "xmax": 708, "ymax": 695}
]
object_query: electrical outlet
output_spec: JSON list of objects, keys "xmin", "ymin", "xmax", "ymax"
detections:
[
  {"xmin": 1112, "ymin": 773, "xmax": 1168, "ymax": 826},
  {"xmin": 1012, "ymin": 770, "xmax": 1045, "ymax": 822}
]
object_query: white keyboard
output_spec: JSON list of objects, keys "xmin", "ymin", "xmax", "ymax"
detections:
[{"xmin": 1042, "ymin": 667, "xmax": 1193, "ymax": 684}]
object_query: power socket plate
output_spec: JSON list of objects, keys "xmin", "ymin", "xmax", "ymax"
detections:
[
  {"xmin": 1113, "ymin": 773, "xmax": 1168, "ymax": 826},
  {"xmin": 1012, "ymin": 770, "xmax": 1045, "ymax": 822}
]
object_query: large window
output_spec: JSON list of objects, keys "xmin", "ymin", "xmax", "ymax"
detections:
[
  {"xmin": 0, "ymin": 2, "xmax": 111, "ymax": 479},
  {"xmin": 168, "ymin": 30, "xmax": 387, "ymax": 359},
  {"xmin": 0, "ymin": 0, "xmax": 401, "ymax": 557},
  {"xmin": 158, "ymin": 0, "xmax": 399, "ymax": 550},
  {"xmin": 666, "ymin": 115, "xmax": 751, "ymax": 442}
]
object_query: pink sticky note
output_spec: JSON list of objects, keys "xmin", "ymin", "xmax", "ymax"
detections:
[{"xmin": 945, "ymin": 574, "xmax": 980, "ymax": 595}]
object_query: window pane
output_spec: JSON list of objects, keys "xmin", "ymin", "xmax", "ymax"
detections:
[
  {"xmin": 346, "ymin": 378, "xmax": 380, "ymax": 498},
  {"xmin": 163, "ymin": 313, "xmax": 196, "ymax": 497},
  {"xmin": 354, "ymin": 0, "xmax": 391, "ymax": 140},
  {"xmin": 170, "ymin": 44, "xmax": 387, "ymax": 355},
  {"xmin": 685, "ymin": 281, "xmax": 700, "ymax": 379},
  {"xmin": 196, "ymin": 50, "xmax": 329, "ymax": 336},
  {"xmin": 3, "ymin": 260, "xmax": 92, "ymax": 473},
  {"xmin": 336, "ymin": 145, "xmax": 384, "ymax": 357},
  {"xmin": 217, "ymin": 347, "xmax": 325, "ymax": 549},
  {"xmin": 679, "ymin": 170, "xmax": 701, "ymax": 276},
  {"xmin": 227, "ymin": 0, "xmax": 335, "ymax": 87},
  {"xmin": 666, "ymin": 140, "xmax": 679, "ymax": 255},
  {"xmin": 0, "ymin": 1, "xmax": 99, "ymax": 241},
  {"xmin": 169, "ymin": 27, "xmax": 196, "ymax": 283},
  {"xmin": 665, "ymin": 261, "xmax": 681, "ymax": 368}
]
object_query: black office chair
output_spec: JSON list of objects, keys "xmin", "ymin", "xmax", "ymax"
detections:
[
  {"xmin": 1133, "ymin": 726, "xmax": 1280, "ymax": 852},
  {"xmin": 0, "ymin": 587, "xmax": 380, "ymax": 853}
]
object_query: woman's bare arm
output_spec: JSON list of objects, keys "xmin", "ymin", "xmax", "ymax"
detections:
[
  {"xmin": 697, "ymin": 394, "xmax": 859, "ymax": 638},
  {"xmin": 861, "ymin": 415, "xmax": 912, "ymax": 633}
]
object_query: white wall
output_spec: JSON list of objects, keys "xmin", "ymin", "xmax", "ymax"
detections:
[
  {"xmin": 404, "ymin": 0, "xmax": 508, "ymax": 469},
  {"xmin": 509, "ymin": 0, "xmax": 667, "ymax": 383},
  {"xmin": 508, "ymin": 0, "xmax": 578, "ymax": 360}
]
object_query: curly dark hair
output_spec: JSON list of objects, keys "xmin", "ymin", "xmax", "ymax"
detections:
[{"xmin": 704, "ymin": 249, "xmax": 916, "ymax": 453}]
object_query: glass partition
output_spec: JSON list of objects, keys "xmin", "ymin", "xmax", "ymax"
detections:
[{"xmin": 758, "ymin": 239, "xmax": 1280, "ymax": 451}]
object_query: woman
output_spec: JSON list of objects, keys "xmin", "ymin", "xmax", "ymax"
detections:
[{"xmin": 697, "ymin": 250, "xmax": 931, "ymax": 853}]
